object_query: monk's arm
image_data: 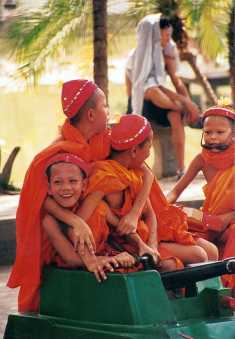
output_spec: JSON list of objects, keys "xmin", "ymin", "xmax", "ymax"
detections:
[
  {"xmin": 42, "ymin": 214, "xmax": 83, "ymax": 267},
  {"xmin": 142, "ymin": 199, "xmax": 158, "ymax": 248},
  {"xmin": 77, "ymin": 192, "xmax": 121, "ymax": 231},
  {"xmin": 219, "ymin": 211, "xmax": 235, "ymax": 227},
  {"xmin": 43, "ymin": 196, "xmax": 96, "ymax": 254},
  {"xmin": 206, "ymin": 210, "xmax": 235, "ymax": 233},
  {"xmin": 167, "ymin": 154, "xmax": 203, "ymax": 203},
  {"xmin": 76, "ymin": 191, "xmax": 105, "ymax": 221},
  {"xmin": 106, "ymin": 207, "xmax": 120, "ymax": 227},
  {"xmin": 118, "ymin": 164, "xmax": 154, "ymax": 234},
  {"xmin": 42, "ymin": 214, "xmax": 118, "ymax": 282}
]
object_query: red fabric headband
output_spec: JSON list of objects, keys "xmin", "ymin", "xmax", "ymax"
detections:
[
  {"xmin": 111, "ymin": 114, "xmax": 152, "ymax": 150},
  {"xmin": 45, "ymin": 153, "xmax": 91, "ymax": 177},
  {"xmin": 61, "ymin": 79, "xmax": 98, "ymax": 118},
  {"xmin": 202, "ymin": 107, "xmax": 235, "ymax": 121}
]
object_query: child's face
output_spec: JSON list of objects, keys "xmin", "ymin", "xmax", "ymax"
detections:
[
  {"xmin": 48, "ymin": 162, "xmax": 84, "ymax": 208},
  {"xmin": 132, "ymin": 130, "xmax": 153, "ymax": 167},
  {"xmin": 93, "ymin": 89, "xmax": 109, "ymax": 134},
  {"xmin": 203, "ymin": 115, "xmax": 233, "ymax": 152}
]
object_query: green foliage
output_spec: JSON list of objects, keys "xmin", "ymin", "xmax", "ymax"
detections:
[
  {"xmin": 180, "ymin": 0, "xmax": 231, "ymax": 59},
  {"xmin": 2, "ymin": 0, "xmax": 232, "ymax": 83},
  {"xmin": 4, "ymin": 0, "xmax": 92, "ymax": 82},
  {"xmin": 125, "ymin": 0, "xmax": 231, "ymax": 60}
]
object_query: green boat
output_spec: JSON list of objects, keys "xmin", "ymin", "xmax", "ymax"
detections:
[{"xmin": 4, "ymin": 257, "xmax": 235, "ymax": 339}]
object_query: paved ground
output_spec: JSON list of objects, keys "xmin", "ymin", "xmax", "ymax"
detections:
[
  {"xmin": 0, "ymin": 266, "xmax": 18, "ymax": 338},
  {"xmin": 0, "ymin": 174, "xmax": 206, "ymax": 337}
]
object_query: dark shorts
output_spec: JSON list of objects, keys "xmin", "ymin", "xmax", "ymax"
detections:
[{"xmin": 126, "ymin": 97, "xmax": 171, "ymax": 127}]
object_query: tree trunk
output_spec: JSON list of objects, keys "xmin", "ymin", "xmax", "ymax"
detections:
[
  {"xmin": 169, "ymin": 14, "xmax": 218, "ymax": 106},
  {"xmin": 180, "ymin": 51, "xmax": 218, "ymax": 106},
  {"xmin": 0, "ymin": 0, "xmax": 4, "ymax": 22},
  {"xmin": 92, "ymin": 0, "xmax": 108, "ymax": 98},
  {"xmin": 157, "ymin": 0, "xmax": 218, "ymax": 106},
  {"xmin": 228, "ymin": 0, "xmax": 235, "ymax": 107}
]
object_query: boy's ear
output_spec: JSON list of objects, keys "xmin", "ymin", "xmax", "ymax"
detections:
[
  {"xmin": 130, "ymin": 146, "xmax": 137, "ymax": 158},
  {"xmin": 87, "ymin": 108, "xmax": 95, "ymax": 122}
]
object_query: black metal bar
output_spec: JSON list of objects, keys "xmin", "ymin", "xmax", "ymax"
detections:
[{"xmin": 160, "ymin": 258, "xmax": 235, "ymax": 290}]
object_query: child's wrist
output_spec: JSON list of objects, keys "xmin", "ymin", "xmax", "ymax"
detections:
[{"xmin": 71, "ymin": 215, "xmax": 85, "ymax": 228}]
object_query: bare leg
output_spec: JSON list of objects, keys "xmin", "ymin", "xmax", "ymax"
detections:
[
  {"xmin": 167, "ymin": 111, "xmax": 185, "ymax": 171},
  {"xmin": 143, "ymin": 85, "xmax": 185, "ymax": 172},
  {"xmin": 159, "ymin": 242, "xmax": 208, "ymax": 265},
  {"xmin": 160, "ymin": 258, "xmax": 178, "ymax": 272},
  {"xmin": 145, "ymin": 86, "xmax": 178, "ymax": 110},
  {"xmin": 195, "ymin": 237, "xmax": 218, "ymax": 261}
]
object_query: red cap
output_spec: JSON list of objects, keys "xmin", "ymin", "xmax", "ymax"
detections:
[
  {"xmin": 202, "ymin": 106, "xmax": 235, "ymax": 121},
  {"xmin": 45, "ymin": 153, "xmax": 91, "ymax": 177},
  {"xmin": 61, "ymin": 79, "xmax": 98, "ymax": 118},
  {"xmin": 111, "ymin": 114, "xmax": 151, "ymax": 150}
]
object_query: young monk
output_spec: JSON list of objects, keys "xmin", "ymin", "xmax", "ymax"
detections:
[
  {"xmin": 167, "ymin": 104, "xmax": 235, "ymax": 289},
  {"xmin": 84, "ymin": 115, "xmax": 217, "ymax": 268},
  {"xmin": 8, "ymin": 79, "xmax": 153, "ymax": 312},
  {"xmin": 42, "ymin": 152, "xmax": 135, "ymax": 284}
]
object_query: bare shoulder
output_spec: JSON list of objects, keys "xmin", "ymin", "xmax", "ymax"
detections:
[{"xmin": 191, "ymin": 153, "xmax": 204, "ymax": 170}]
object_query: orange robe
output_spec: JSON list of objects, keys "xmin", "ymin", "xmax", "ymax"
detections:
[
  {"xmin": 202, "ymin": 166, "xmax": 235, "ymax": 289},
  {"xmin": 7, "ymin": 119, "xmax": 111, "ymax": 312},
  {"xmin": 86, "ymin": 160, "xmax": 150, "ymax": 244},
  {"xmin": 86, "ymin": 160, "xmax": 195, "ymax": 253},
  {"xmin": 188, "ymin": 143, "xmax": 235, "ymax": 290}
]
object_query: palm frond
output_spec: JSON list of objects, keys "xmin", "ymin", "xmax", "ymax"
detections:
[
  {"xmin": 180, "ymin": 0, "xmax": 231, "ymax": 58},
  {"xmin": 4, "ymin": 0, "xmax": 92, "ymax": 82}
]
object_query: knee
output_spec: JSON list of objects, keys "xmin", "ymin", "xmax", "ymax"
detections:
[
  {"xmin": 189, "ymin": 246, "xmax": 208, "ymax": 264},
  {"xmin": 160, "ymin": 258, "xmax": 178, "ymax": 272},
  {"xmin": 206, "ymin": 243, "xmax": 219, "ymax": 261}
]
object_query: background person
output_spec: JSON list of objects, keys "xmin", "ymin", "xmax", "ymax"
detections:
[{"xmin": 125, "ymin": 14, "xmax": 200, "ymax": 178}]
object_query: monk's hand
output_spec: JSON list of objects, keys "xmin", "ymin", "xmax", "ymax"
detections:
[
  {"xmin": 86, "ymin": 256, "xmax": 118, "ymax": 282},
  {"xmin": 72, "ymin": 221, "xmax": 96, "ymax": 256},
  {"xmin": 183, "ymin": 98, "xmax": 200, "ymax": 124},
  {"xmin": 114, "ymin": 252, "xmax": 136, "ymax": 268},
  {"xmin": 117, "ymin": 213, "xmax": 138, "ymax": 235},
  {"xmin": 140, "ymin": 242, "xmax": 160, "ymax": 265}
]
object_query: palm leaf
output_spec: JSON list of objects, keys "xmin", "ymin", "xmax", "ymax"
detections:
[
  {"xmin": 180, "ymin": 0, "xmax": 231, "ymax": 58},
  {"xmin": 4, "ymin": 0, "xmax": 92, "ymax": 82}
]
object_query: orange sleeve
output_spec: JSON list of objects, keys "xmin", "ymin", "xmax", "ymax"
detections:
[
  {"xmin": 150, "ymin": 179, "xmax": 196, "ymax": 245},
  {"xmin": 85, "ymin": 160, "xmax": 129, "ymax": 196}
]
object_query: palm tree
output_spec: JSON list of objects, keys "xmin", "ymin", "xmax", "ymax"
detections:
[
  {"xmin": 93, "ymin": 0, "xmax": 108, "ymax": 96},
  {"xmin": 3, "ymin": 0, "xmax": 233, "ymax": 105},
  {"xmin": 3, "ymin": 0, "xmax": 108, "ymax": 96}
]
